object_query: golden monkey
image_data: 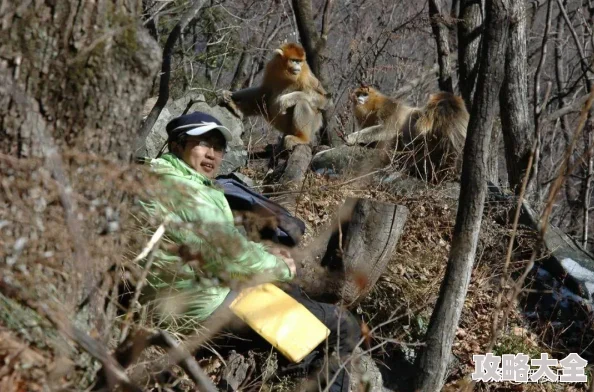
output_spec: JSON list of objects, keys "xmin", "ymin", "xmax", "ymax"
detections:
[
  {"xmin": 222, "ymin": 43, "xmax": 331, "ymax": 148},
  {"xmin": 347, "ymin": 86, "xmax": 469, "ymax": 180}
]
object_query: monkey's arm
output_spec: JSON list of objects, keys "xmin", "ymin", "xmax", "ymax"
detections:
[
  {"xmin": 278, "ymin": 91, "xmax": 329, "ymax": 112},
  {"xmin": 345, "ymin": 125, "xmax": 393, "ymax": 145},
  {"xmin": 222, "ymin": 87, "xmax": 267, "ymax": 117}
]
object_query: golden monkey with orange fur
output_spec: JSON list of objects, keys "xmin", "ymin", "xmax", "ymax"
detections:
[
  {"xmin": 347, "ymin": 86, "xmax": 469, "ymax": 179},
  {"xmin": 222, "ymin": 43, "xmax": 331, "ymax": 148}
]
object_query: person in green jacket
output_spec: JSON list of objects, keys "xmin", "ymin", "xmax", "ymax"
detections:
[{"xmin": 139, "ymin": 111, "xmax": 359, "ymax": 392}]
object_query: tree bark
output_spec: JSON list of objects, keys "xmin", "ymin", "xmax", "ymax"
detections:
[
  {"xmin": 292, "ymin": 0, "xmax": 322, "ymax": 76},
  {"xmin": 487, "ymin": 124, "xmax": 501, "ymax": 184},
  {"xmin": 429, "ymin": 0, "xmax": 454, "ymax": 93},
  {"xmin": 457, "ymin": 0, "xmax": 484, "ymax": 109},
  {"xmin": 499, "ymin": 0, "xmax": 533, "ymax": 194},
  {"xmin": 0, "ymin": 1, "xmax": 160, "ymax": 160},
  {"xmin": 136, "ymin": 0, "xmax": 207, "ymax": 155},
  {"xmin": 414, "ymin": 1, "xmax": 511, "ymax": 391}
]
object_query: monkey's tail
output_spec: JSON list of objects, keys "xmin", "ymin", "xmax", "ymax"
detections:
[
  {"xmin": 405, "ymin": 92, "xmax": 469, "ymax": 181},
  {"xmin": 414, "ymin": 92, "xmax": 469, "ymax": 155}
]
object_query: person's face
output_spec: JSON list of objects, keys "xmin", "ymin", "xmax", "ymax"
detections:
[{"xmin": 178, "ymin": 131, "xmax": 226, "ymax": 179}]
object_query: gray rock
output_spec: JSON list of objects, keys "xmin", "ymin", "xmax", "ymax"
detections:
[
  {"xmin": 220, "ymin": 149, "xmax": 248, "ymax": 176},
  {"xmin": 312, "ymin": 145, "xmax": 382, "ymax": 175},
  {"xmin": 136, "ymin": 107, "xmax": 173, "ymax": 159},
  {"xmin": 219, "ymin": 351, "xmax": 255, "ymax": 391},
  {"xmin": 378, "ymin": 172, "xmax": 461, "ymax": 201},
  {"xmin": 167, "ymin": 91, "xmax": 204, "ymax": 117},
  {"xmin": 350, "ymin": 349, "xmax": 394, "ymax": 392}
]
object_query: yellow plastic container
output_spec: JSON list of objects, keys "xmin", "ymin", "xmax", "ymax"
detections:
[{"xmin": 229, "ymin": 283, "xmax": 330, "ymax": 363}]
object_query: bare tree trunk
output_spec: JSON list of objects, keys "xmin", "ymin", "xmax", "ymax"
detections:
[
  {"xmin": 499, "ymin": 0, "xmax": 534, "ymax": 194},
  {"xmin": 292, "ymin": 0, "xmax": 335, "ymax": 146},
  {"xmin": 457, "ymin": 0, "xmax": 484, "ymax": 109},
  {"xmin": 555, "ymin": 0, "xmax": 593, "ymax": 91},
  {"xmin": 429, "ymin": 0, "xmax": 454, "ymax": 93},
  {"xmin": 532, "ymin": 0, "xmax": 554, "ymax": 203},
  {"xmin": 136, "ymin": 0, "xmax": 207, "ymax": 155},
  {"xmin": 554, "ymin": 4, "xmax": 581, "ymax": 227},
  {"xmin": 487, "ymin": 125, "xmax": 502, "ymax": 183},
  {"xmin": 414, "ymin": 1, "xmax": 511, "ymax": 391},
  {"xmin": 292, "ymin": 0, "xmax": 317, "ymax": 72},
  {"xmin": 554, "ymin": 3, "xmax": 572, "ymax": 141}
]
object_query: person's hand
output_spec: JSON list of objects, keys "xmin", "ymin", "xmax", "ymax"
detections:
[{"xmin": 270, "ymin": 247, "xmax": 297, "ymax": 276}]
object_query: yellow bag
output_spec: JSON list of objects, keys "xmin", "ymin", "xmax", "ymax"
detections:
[{"xmin": 229, "ymin": 283, "xmax": 330, "ymax": 363}]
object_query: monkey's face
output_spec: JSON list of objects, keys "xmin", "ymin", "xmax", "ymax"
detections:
[
  {"xmin": 287, "ymin": 58, "xmax": 303, "ymax": 76},
  {"xmin": 274, "ymin": 44, "xmax": 307, "ymax": 79},
  {"xmin": 353, "ymin": 88, "xmax": 369, "ymax": 106}
]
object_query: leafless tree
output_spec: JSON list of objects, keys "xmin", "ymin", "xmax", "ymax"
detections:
[
  {"xmin": 429, "ymin": 0, "xmax": 454, "ymax": 93},
  {"xmin": 457, "ymin": 0, "xmax": 484, "ymax": 108},
  {"xmin": 414, "ymin": 1, "xmax": 511, "ymax": 391},
  {"xmin": 137, "ymin": 0, "xmax": 208, "ymax": 153}
]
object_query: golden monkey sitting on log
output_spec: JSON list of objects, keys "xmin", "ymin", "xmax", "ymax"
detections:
[
  {"xmin": 347, "ymin": 85, "xmax": 469, "ymax": 180},
  {"xmin": 222, "ymin": 43, "xmax": 331, "ymax": 149}
]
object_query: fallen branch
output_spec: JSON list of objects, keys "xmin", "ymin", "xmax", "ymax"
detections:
[
  {"xmin": 115, "ymin": 330, "xmax": 219, "ymax": 392},
  {"xmin": 544, "ymin": 93, "xmax": 594, "ymax": 122}
]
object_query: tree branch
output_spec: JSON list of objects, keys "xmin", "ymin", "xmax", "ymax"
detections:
[
  {"xmin": 135, "ymin": 0, "xmax": 208, "ymax": 156},
  {"xmin": 429, "ymin": 0, "xmax": 454, "ymax": 93},
  {"xmin": 544, "ymin": 92, "xmax": 594, "ymax": 122},
  {"xmin": 555, "ymin": 0, "xmax": 594, "ymax": 90}
]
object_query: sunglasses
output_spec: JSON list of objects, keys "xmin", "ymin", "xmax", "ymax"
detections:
[{"xmin": 195, "ymin": 139, "xmax": 227, "ymax": 153}]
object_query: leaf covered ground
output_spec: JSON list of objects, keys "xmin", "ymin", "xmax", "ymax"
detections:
[{"xmin": 1, "ymin": 153, "xmax": 593, "ymax": 391}]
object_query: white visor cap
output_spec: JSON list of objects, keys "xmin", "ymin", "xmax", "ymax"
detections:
[{"xmin": 175, "ymin": 122, "xmax": 233, "ymax": 143}]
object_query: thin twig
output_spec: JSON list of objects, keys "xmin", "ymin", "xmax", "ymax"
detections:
[
  {"xmin": 555, "ymin": 0, "xmax": 594, "ymax": 89},
  {"xmin": 132, "ymin": 220, "xmax": 169, "ymax": 263},
  {"xmin": 482, "ymin": 85, "xmax": 594, "ymax": 382}
]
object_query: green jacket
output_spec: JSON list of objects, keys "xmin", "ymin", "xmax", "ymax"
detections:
[{"xmin": 138, "ymin": 153, "xmax": 293, "ymax": 331}]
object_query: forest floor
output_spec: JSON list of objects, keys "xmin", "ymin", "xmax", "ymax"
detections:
[
  {"xmin": 234, "ymin": 150, "xmax": 594, "ymax": 392},
  {"xmin": 1, "ymin": 144, "xmax": 593, "ymax": 392}
]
